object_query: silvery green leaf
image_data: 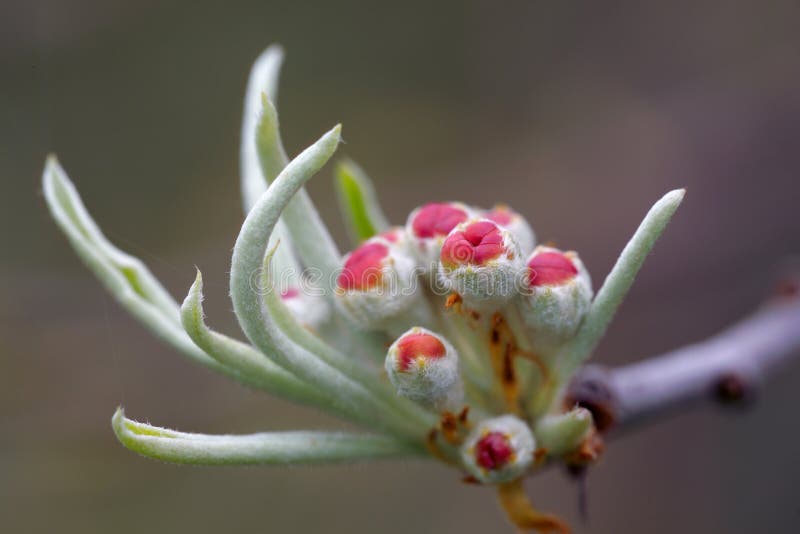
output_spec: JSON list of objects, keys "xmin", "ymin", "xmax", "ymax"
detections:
[
  {"xmin": 42, "ymin": 157, "xmax": 224, "ymax": 372},
  {"xmin": 255, "ymin": 101, "xmax": 342, "ymax": 294},
  {"xmin": 561, "ymin": 189, "xmax": 686, "ymax": 376},
  {"xmin": 113, "ymin": 408, "xmax": 422, "ymax": 465},
  {"xmin": 230, "ymin": 125, "xmax": 429, "ymax": 440},
  {"xmin": 43, "ymin": 156, "xmax": 180, "ymax": 321},
  {"xmin": 241, "ymin": 44, "xmax": 285, "ymax": 212},
  {"xmin": 334, "ymin": 158, "xmax": 390, "ymax": 245},
  {"xmin": 240, "ymin": 45, "xmax": 300, "ymax": 285}
]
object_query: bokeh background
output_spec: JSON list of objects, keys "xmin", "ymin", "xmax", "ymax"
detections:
[{"xmin": 2, "ymin": 1, "xmax": 800, "ymax": 532}]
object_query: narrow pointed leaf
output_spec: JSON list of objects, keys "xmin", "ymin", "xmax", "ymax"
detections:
[
  {"xmin": 113, "ymin": 408, "xmax": 422, "ymax": 465},
  {"xmin": 561, "ymin": 189, "xmax": 686, "ymax": 375},
  {"xmin": 334, "ymin": 158, "xmax": 390, "ymax": 245},
  {"xmin": 43, "ymin": 156, "xmax": 180, "ymax": 321},
  {"xmin": 255, "ymin": 101, "xmax": 342, "ymax": 294},
  {"xmin": 241, "ymin": 44, "xmax": 285, "ymax": 212},
  {"xmin": 239, "ymin": 46, "xmax": 301, "ymax": 286},
  {"xmin": 42, "ymin": 157, "xmax": 225, "ymax": 372}
]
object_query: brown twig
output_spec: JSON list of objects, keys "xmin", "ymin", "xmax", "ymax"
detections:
[{"xmin": 566, "ymin": 297, "xmax": 800, "ymax": 433}]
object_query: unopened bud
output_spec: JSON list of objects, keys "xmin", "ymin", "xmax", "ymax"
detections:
[
  {"xmin": 438, "ymin": 219, "xmax": 524, "ymax": 310},
  {"xmin": 280, "ymin": 287, "xmax": 330, "ymax": 331},
  {"xmin": 461, "ymin": 415, "xmax": 535, "ymax": 483},
  {"xmin": 335, "ymin": 237, "xmax": 427, "ymax": 333},
  {"xmin": 534, "ymin": 407, "xmax": 593, "ymax": 457},
  {"xmin": 484, "ymin": 204, "xmax": 536, "ymax": 256},
  {"xmin": 385, "ymin": 327, "xmax": 462, "ymax": 410},
  {"xmin": 406, "ymin": 201, "xmax": 473, "ymax": 273},
  {"xmin": 520, "ymin": 246, "xmax": 592, "ymax": 352}
]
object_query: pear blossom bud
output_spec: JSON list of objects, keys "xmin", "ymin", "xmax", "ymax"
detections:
[
  {"xmin": 520, "ymin": 246, "xmax": 592, "ymax": 351},
  {"xmin": 461, "ymin": 415, "xmax": 535, "ymax": 483},
  {"xmin": 280, "ymin": 287, "xmax": 330, "ymax": 331},
  {"xmin": 484, "ymin": 204, "xmax": 536, "ymax": 256},
  {"xmin": 385, "ymin": 327, "xmax": 462, "ymax": 410},
  {"xmin": 438, "ymin": 219, "xmax": 524, "ymax": 310},
  {"xmin": 406, "ymin": 201, "xmax": 473, "ymax": 273},
  {"xmin": 334, "ymin": 237, "xmax": 428, "ymax": 333}
]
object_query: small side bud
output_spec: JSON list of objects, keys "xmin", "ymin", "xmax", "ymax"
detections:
[
  {"xmin": 534, "ymin": 407, "xmax": 593, "ymax": 457},
  {"xmin": 484, "ymin": 204, "xmax": 536, "ymax": 256},
  {"xmin": 280, "ymin": 287, "xmax": 330, "ymax": 331},
  {"xmin": 385, "ymin": 327, "xmax": 462, "ymax": 410},
  {"xmin": 406, "ymin": 201, "xmax": 473, "ymax": 273},
  {"xmin": 520, "ymin": 246, "xmax": 593, "ymax": 352},
  {"xmin": 438, "ymin": 219, "xmax": 524, "ymax": 310},
  {"xmin": 335, "ymin": 237, "xmax": 428, "ymax": 333},
  {"xmin": 461, "ymin": 415, "xmax": 535, "ymax": 484}
]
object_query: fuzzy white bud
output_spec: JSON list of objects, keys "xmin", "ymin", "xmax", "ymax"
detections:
[
  {"xmin": 461, "ymin": 415, "xmax": 535, "ymax": 484},
  {"xmin": 334, "ymin": 237, "xmax": 428, "ymax": 333},
  {"xmin": 385, "ymin": 327, "xmax": 462, "ymax": 410},
  {"xmin": 438, "ymin": 219, "xmax": 524, "ymax": 310},
  {"xmin": 520, "ymin": 246, "xmax": 592, "ymax": 353}
]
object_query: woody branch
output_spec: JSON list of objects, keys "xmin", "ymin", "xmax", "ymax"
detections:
[{"xmin": 567, "ymin": 293, "xmax": 800, "ymax": 434}]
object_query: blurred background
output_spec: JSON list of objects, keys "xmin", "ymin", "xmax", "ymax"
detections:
[{"xmin": 2, "ymin": 1, "xmax": 800, "ymax": 532}]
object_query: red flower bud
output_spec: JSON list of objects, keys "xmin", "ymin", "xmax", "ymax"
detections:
[
  {"xmin": 462, "ymin": 415, "xmax": 535, "ymax": 483},
  {"xmin": 385, "ymin": 327, "xmax": 462, "ymax": 409},
  {"xmin": 336, "ymin": 241, "xmax": 389, "ymax": 291},
  {"xmin": 438, "ymin": 219, "xmax": 524, "ymax": 309},
  {"xmin": 406, "ymin": 202, "xmax": 474, "ymax": 273},
  {"xmin": 440, "ymin": 220, "xmax": 505, "ymax": 269},
  {"xmin": 526, "ymin": 250, "xmax": 578, "ymax": 287},
  {"xmin": 475, "ymin": 431, "xmax": 514, "ymax": 470},
  {"xmin": 411, "ymin": 202, "xmax": 469, "ymax": 239}
]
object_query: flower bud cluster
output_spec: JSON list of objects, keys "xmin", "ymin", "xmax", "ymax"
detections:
[
  {"xmin": 335, "ymin": 199, "xmax": 595, "ymax": 484},
  {"xmin": 335, "ymin": 200, "xmax": 592, "ymax": 350}
]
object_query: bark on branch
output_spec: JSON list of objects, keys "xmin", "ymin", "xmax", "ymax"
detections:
[{"xmin": 566, "ymin": 296, "xmax": 800, "ymax": 434}]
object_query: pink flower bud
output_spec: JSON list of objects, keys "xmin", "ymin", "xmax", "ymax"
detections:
[
  {"xmin": 475, "ymin": 431, "xmax": 514, "ymax": 470},
  {"xmin": 484, "ymin": 204, "xmax": 536, "ymax": 256},
  {"xmin": 520, "ymin": 246, "xmax": 592, "ymax": 352},
  {"xmin": 462, "ymin": 415, "xmax": 535, "ymax": 483},
  {"xmin": 406, "ymin": 202, "xmax": 473, "ymax": 273},
  {"xmin": 385, "ymin": 327, "xmax": 462, "ymax": 409},
  {"xmin": 438, "ymin": 219, "xmax": 524, "ymax": 310},
  {"xmin": 334, "ymin": 237, "xmax": 426, "ymax": 332},
  {"xmin": 440, "ymin": 220, "xmax": 505, "ymax": 269},
  {"xmin": 336, "ymin": 241, "xmax": 390, "ymax": 291}
]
